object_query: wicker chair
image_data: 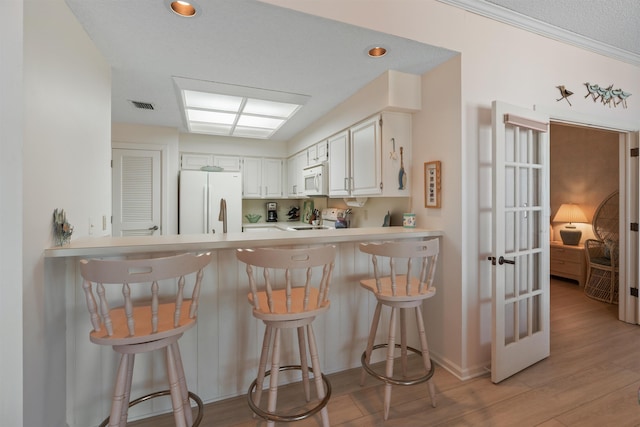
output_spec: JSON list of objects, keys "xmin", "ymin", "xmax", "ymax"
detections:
[{"xmin": 584, "ymin": 191, "xmax": 619, "ymax": 304}]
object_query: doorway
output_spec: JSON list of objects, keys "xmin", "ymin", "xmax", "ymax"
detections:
[{"xmin": 549, "ymin": 122, "xmax": 623, "ymax": 315}]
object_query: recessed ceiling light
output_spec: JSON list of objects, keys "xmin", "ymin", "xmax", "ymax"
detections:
[
  {"xmin": 368, "ymin": 46, "xmax": 387, "ymax": 57},
  {"xmin": 170, "ymin": 1, "xmax": 196, "ymax": 17}
]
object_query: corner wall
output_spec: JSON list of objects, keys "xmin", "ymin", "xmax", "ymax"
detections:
[
  {"xmin": 1, "ymin": 1, "xmax": 24, "ymax": 425},
  {"xmin": 24, "ymin": 0, "xmax": 111, "ymax": 425},
  {"xmin": 413, "ymin": 55, "xmax": 465, "ymax": 376}
]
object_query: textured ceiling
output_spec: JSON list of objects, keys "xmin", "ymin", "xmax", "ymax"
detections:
[
  {"xmin": 486, "ymin": 0, "xmax": 640, "ymax": 56},
  {"xmin": 64, "ymin": 0, "xmax": 639, "ymax": 141}
]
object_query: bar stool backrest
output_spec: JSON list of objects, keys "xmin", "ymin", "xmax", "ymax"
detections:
[
  {"xmin": 236, "ymin": 246, "xmax": 336, "ymax": 316},
  {"xmin": 359, "ymin": 239, "xmax": 439, "ymax": 297},
  {"xmin": 79, "ymin": 252, "xmax": 213, "ymax": 345}
]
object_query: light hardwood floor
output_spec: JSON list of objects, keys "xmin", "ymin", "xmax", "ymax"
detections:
[{"xmin": 131, "ymin": 278, "xmax": 640, "ymax": 426}]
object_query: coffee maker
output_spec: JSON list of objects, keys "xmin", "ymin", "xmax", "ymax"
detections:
[{"xmin": 266, "ymin": 202, "xmax": 278, "ymax": 222}]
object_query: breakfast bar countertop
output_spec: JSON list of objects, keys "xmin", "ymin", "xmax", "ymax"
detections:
[{"xmin": 44, "ymin": 227, "xmax": 443, "ymax": 258}]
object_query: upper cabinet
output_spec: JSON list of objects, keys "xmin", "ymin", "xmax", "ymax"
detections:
[
  {"xmin": 307, "ymin": 140, "xmax": 328, "ymax": 166},
  {"xmin": 213, "ymin": 155, "xmax": 241, "ymax": 172},
  {"xmin": 181, "ymin": 153, "xmax": 241, "ymax": 172},
  {"xmin": 181, "ymin": 153, "xmax": 213, "ymax": 170},
  {"xmin": 328, "ymin": 112, "xmax": 411, "ymax": 198},
  {"xmin": 243, "ymin": 157, "xmax": 283, "ymax": 198},
  {"xmin": 287, "ymin": 151, "xmax": 307, "ymax": 197},
  {"xmin": 327, "ymin": 130, "xmax": 350, "ymax": 196},
  {"xmin": 350, "ymin": 115, "xmax": 382, "ymax": 195}
]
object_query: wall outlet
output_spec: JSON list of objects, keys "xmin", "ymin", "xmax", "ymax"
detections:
[{"xmin": 102, "ymin": 215, "xmax": 107, "ymax": 230}]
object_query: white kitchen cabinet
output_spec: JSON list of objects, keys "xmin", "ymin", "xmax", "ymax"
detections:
[
  {"xmin": 287, "ymin": 151, "xmax": 307, "ymax": 197},
  {"xmin": 328, "ymin": 115, "xmax": 381, "ymax": 197},
  {"xmin": 350, "ymin": 115, "xmax": 382, "ymax": 195},
  {"xmin": 242, "ymin": 157, "xmax": 283, "ymax": 198},
  {"xmin": 328, "ymin": 130, "xmax": 350, "ymax": 196},
  {"xmin": 263, "ymin": 158, "xmax": 283, "ymax": 198},
  {"xmin": 181, "ymin": 153, "xmax": 213, "ymax": 170},
  {"xmin": 213, "ymin": 155, "xmax": 241, "ymax": 171},
  {"xmin": 306, "ymin": 140, "xmax": 328, "ymax": 166},
  {"xmin": 327, "ymin": 112, "xmax": 411, "ymax": 198}
]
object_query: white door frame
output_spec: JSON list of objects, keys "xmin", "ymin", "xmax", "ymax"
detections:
[
  {"xmin": 112, "ymin": 141, "xmax": 168, "ymax": 236},
  {"xmin": 535, "ymin": 105, "xmax": 638, "ymax": 323}
]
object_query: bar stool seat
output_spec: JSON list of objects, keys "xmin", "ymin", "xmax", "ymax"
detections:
[
  {"xmin": 358, "ymin": 239, "xmax": 439, "ymax": 420},
  {"xmin": 237, "ymin": 246, "xmax": 336, "ymax": 427},
  {"xmin": 79, "ymin": 252, "xmax": 213, "ymax": 427}
]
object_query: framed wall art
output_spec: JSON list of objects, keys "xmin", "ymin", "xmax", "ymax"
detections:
[{"xmin": 424, "ymin": 161, "xmax": 441, "ymax": 208}]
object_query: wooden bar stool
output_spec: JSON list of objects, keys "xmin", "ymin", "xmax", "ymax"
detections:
[
  {"xmin": 358, "ymin": 239, "xmax": 439, "ymax": 420},
  {"xmin": 79, "ymin": 252, "xmax": 213, "ymax": 427},
  {"xmin": 236, "ymin": 246, "xmax": 336, "ymax": 427}
]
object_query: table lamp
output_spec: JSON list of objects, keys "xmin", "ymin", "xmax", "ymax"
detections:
[{"xmin": 553, "ymin": 203, "xmax": 588, "ymax": 245}]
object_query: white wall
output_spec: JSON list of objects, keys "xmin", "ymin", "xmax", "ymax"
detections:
[
  {"xmin": 112, "ymin": 123, "xmax": 180, "ymax": 235},
  {"xmin": 264, "ymin": 0, "xmax": 640, "ymax": 379},
  {"xmin": 1, "ymin": 1, "xmax": 24, "ymax": 425},
  {"xmin": 415, "ymin": 55, "xmax": 465, "ymax": 376},
  {"xmin": 180, "ymin": 132, "xmax": 289, "ymax": 158},
  {"xmin": 23, "ymin": 0, "xmax": 111, "ymax": 425}
]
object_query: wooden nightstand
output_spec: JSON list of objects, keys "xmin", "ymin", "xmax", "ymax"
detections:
[{"xmin": 550, "ymin": 242, "xmax": 587, "ymax": 286}]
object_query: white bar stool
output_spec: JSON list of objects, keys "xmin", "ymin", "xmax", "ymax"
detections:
[
  {"xmin": 358, "ymin": 239, "xmax": 439, "ymax": 420},
  {"xmin": 236, "ymin": 245, "xmax": 336, "ymax": 427},
  {"xmin": 79, "ymin": 252, "xmax": 213, "ymax": 427}
]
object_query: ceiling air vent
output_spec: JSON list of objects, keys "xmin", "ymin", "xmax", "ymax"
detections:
[{"xmin": 130, "ymin": 100, "xmax": 155, "ymax": 110}]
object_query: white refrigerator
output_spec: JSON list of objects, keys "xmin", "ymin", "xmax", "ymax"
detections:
[{"xmin": 179, "ymin": 170, "xmax": 243, "ymax": 234}]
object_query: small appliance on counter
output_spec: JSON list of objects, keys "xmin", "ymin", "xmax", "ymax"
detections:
[
  {"xmin": 321, "ymin": 208, "xmax": 350, "ymax": 229},
  {"xmin": 287, "ymin": 206, "xmax": 300, "ymax": 221},
  {"xmin": 266, "ymin": 202, "xmax": 278, "ymax": 222}
]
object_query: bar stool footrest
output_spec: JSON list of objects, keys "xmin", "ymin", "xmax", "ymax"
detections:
[
  {"xmin": 247, "ymin": 364, "xmax": 332, "ymax": 423},
  {"xmin": 98, "ymin": 390, "xmax": 204, "ymax": 427},
  {"xmin": 361, "ymin": 343, "xmax": 435, "ymax": 386}
]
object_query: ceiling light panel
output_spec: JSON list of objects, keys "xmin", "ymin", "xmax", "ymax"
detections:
[
  {"xmin": 173, "ymin": 77, "xmax": 310, "ymax": 139},
  {"xmin": 187, "ymin": 109, "xmax": 237, "ymax": 124},
  {"xmin": 237, "ymin": 115, "xmax": 284, "ymax": 129},
  {"xmin": 184, "ymin": 90, "xmax": 243, "ymax": 112},
  {"xmin": 189, "ymin": 122, "xmax": 233, "ymax": 134},
  {"xmin": 243, "ymin": 99, "xmax": 300, "ymax": 118},
  {"xmin": 232, "ymin": 127, "xmax": 276, "ymax": 138}
]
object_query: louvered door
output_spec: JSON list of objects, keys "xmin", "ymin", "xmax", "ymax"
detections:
[{"xmin": 112, "ymin": 148, "xmax": 161, "ymax": 236}]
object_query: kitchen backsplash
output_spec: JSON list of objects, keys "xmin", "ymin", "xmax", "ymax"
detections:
[{"xmin": 242, "ymin": 197, "xmax": 410, "ymax": 227}]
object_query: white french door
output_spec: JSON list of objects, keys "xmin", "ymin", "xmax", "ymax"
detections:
[{"xmin": 491, "ymin": 101, "xmax": 550, "ymax": 383}]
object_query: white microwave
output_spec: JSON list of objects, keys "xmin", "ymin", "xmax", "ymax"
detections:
[{"xmin": 303, "ymin": 163, "xmax": 328, "ymax": 196}]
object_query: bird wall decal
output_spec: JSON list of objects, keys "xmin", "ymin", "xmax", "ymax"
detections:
[
  {"xmin": 584, "ymin": 82, "xmax": 631, "ymax": 108},
  {"xmin": 556, "ymin": 85, "xmax": 573, "ymax": 106}
]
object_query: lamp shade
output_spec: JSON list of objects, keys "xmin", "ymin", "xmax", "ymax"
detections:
[
  {"xmin": 553, "ymin": 203, "xmax": 587, "ymax": 245},
  {"xmin": 553, "ymin": 203, "xmax": 587, "ymax": 224}
]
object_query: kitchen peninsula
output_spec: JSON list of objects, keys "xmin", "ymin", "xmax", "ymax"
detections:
[{"xmin": 45, "ymin": 227, "xmax": 442, "ymax": 427}]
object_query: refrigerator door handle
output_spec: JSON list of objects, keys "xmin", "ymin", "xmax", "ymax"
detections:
[
  {"xmin": 208, "ymin": 186, "xmax": 215, "ymax": 234},
  {"xmin": 203, "ymin": 185, "xmax": 208, "ymax": 233}
]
